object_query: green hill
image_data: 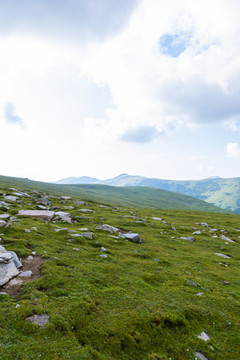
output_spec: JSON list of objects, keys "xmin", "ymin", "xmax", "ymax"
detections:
[
  {"xmin": 57, "ymin": 173, "xmax": 240, "ymax": 213},
  {"xmin": 0, "ymin": 175, "xmax": 228, "ymax": 213}
]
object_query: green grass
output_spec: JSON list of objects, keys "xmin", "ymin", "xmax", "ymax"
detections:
[{"xmin": 0, "ymin": 180, "xmax": 239, "ymax": 359}]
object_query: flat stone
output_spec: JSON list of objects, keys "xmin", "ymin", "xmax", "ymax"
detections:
[
  {"xmin": 95, "ymin": 224, "xmax": 119, "ymax": 233},
  {"xmin": 37, "ymin": 205, "xmax": 47, "ymax": 210},
  {"xmin": 215, "ymin": 253, "xmax": 231, "ymax": 259},
  {"xmin": 26, "ymin": 314, "xmax": 49, "ymax": 327},
  {"xmin": 200, "ymin": 222, "xmax": 208, "ymax": 227},
  {"xmin": 74, "ymin": 201, "xmax": 86, "ymax": 205},
  {"xmin": 151, "ymin": 217, "xmax": 162, "ymax": 221},
  {"xmin": 18, "ymin": 210, "xmax": 55, "ymax": 221},
  {"xmin": 60, "ymin": 196, "xmax": 72, "ymax": 200},
  {"xmin": 8, "ymin": 278, "xmax": 23, "ymax": 286},
  {"xmin": 99, "ymin": 254, "xmax": 108, "ymax": 258},
  {"xmin": 4, "ymin": 195, "xmax": 18, "ymax": 202},
  {"xmin": 79, "ymin": 209, "xmax": 93, "ymax": 213},
  {"xmin": 19, "ymin": 270, "xmax": 33, "ymax": 277},
  {"xmin": 186, "ymin": 280, "xmax": 198, "ymax": 287},
  {"xmin": 0, "ymin": 214, "xmax": 10, "ymax": 219},
  {"xmin": 180, "ymin": 236, "xmax": 195, "ymax": 241},
  {"xmin": 221, "ymin": 235, "xmax": 235, "ymax": 243},
  {"xmin": 193, "ymin": 231, "xmax": 201, "ymax": 235}
]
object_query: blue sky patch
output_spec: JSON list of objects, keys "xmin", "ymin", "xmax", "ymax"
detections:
[{"xmin": 159, "ymin": 33, "xmax": 189, "ymax": 57}]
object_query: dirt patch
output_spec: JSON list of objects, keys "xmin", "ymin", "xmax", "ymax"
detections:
[{"xmin": 1, "ymin": 256, "xmax": 45, "ymax": 296}]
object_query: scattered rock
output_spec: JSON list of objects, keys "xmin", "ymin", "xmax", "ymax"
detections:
[
  {"xmin": 55, "ymin": 211, "xmax": 72, "ymax": 223},
  {"xmin": 36, "ymin": 195, "xmax": 51, "ymax": 206},
  {"xmin": 180, "ymin": 236, "xmax": 195, "ymax": 242},
  {"xmin": 74, "ymin": 201, "xmax": 86, "ymax": 205},
  {"xmin": 186, "ymin": 280, "xmax": 198, "ymax": 287},
  {"xmin": 73, "ymin": 248, "xmax": 79, "ymax": 252},
  {"xmin": 99, "ymin": 254, "xmax": 108, "ymax": 258},
  {"xmin": 193, "ymin": 231, "xmax": 201, "ymax": 235},
  {"xmin": 95, "ymin": 224, "xmax": 119, "ymax": 233},
  {"xmin": 194, "ymin": 352, "xmax": 209, "ymax": 360},
  {"xmin": 26, "ymin": 314, "xmax": 49, "ymax": 327},
  {"xmin": 60, "ymin": 196, "xmax": 72, "ymax": 200},
  {"xmin": 18, "ymin": 210, "xmax": 55, "ymax": 221},
  {"xmin": 101, "ymin": 247, "xmax": 107, "ymax": 252},
  {"xmin": 172, "ymin": 226, "xmax": 177, "ymax": 231},
  {"xmin": 221, "ymin": 235, "xmax": 235, "ymax": 243},
  {"xmin": 200, "ymin": 222, "xmax": 208, "ymax": 227},
  {"xmin": 25, "ymin": 229, "xmax": 31, "ymax": 233},
  {"xmin": 0, "ymin": 220, "xmax": 7, "ymax": 227},
  {"xmin": 27, "ymin": 256, "xmax": 33, "ymax": 261},
  {"xmin": 37, "ymin": 204, "xmax": 47, "ymax": 210},
  {"xmin": 215, "ymin": 253, "xmax": 231, "ymax": 259},
  {"xmin": 196, "ymin": 292, "xmax": 203, "ymax": 296},
  {"xmin": 81, "ymin": 232, "xmax": 93, "ymax": 239},
  {"xmin": 0, "ymin": 214, "xmax": 10, "ymax": 219},
  {"xmin": 120, "ymin": 233, "xmax": 143, "ymax": 244},
  {"xmin": 197, "ymin": 332, "xmax": 210, "ymax": 341},
  {"xmin": 4, "ymin": 195, "xmax": 18, "ymax": 202},
  {"xmin": 79, "ymin": 209, "xmax": 93, "ymax": 213}
]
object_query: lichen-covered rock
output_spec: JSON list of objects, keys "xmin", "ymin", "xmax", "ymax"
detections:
[
  {"xmin": 26, "ymin": 314, "xmax": 49, "ymax": 327},
  {"xmin": 0, "ymin": 246, "xmax": 19, "ymax": 286}
]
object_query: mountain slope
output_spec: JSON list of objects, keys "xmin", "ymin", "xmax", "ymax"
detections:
[
  {"xmin": 57, "ymin": 173, "xmax": 240, "ymax": 213},
  {"xmin": 0, "ymin": 175, "xmax": 228, "ymax": 213}
]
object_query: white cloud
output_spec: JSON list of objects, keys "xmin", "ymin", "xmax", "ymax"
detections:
[{"xmin": 226, "ymin": 142, "xmax": 240, "ymax": 157}]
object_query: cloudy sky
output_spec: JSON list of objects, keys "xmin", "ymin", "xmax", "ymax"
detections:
[{"xmin": 1, "ymin": 0, "xmax": 240, "ymax": 182}]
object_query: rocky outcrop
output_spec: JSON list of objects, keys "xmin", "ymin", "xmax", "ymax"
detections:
[{"xmin": 0, "ymin": 246, "xmax": 19, "ymax": 286}]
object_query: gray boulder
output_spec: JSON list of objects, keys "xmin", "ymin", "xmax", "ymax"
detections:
[
  {"xmin": 180, "ymin": 236, "xmax": 195, "ymax": 241},
  {"xmin": 18, "ymin": 210, "xmax": 55, "ymax": 221},
  {"xmin": 0, "ymin": 246, "xmax": 19, "ymax": 286},
  {"xmin": 54, "ymin": 211, "xmax": 72, "ymax": 223},
  {"xmin": 95, "ymin": 224, "xmax": 119, "ymax": 233},
  {"xmin": 120, "ymin": 233, "xmax": 143, "ymax": 244},
  {"xmin": 8, "ymin": 251, "xmax": 22, "ymax": 268}
]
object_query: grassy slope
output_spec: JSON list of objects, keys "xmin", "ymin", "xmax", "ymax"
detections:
[
  {"xmin": 0, "ymin": 181, "xmax": 239, "ymax": 359},
  {"xmin": 102, "ymin": 175, "xmax": 240, "ymax": 213},
  {"xmin": 0, "ymin": 175, "xmax": 228, "ymax": 213}
]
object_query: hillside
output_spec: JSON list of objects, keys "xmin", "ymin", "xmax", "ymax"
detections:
[
  {"xmin": 0, "ymin": 175, "xmax": 228, "ymax": 213},
  {"xmin": 0, "ymin": 180, "xmax": 239, "ymax": 359},
  {"xmin": 57, "ymin": 173, "xmax": 240, "ymax": 213}
]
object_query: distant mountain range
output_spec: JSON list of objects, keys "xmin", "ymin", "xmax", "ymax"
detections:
[{"xmin": 56, "ymin": 173, "xmax": 240, "ymax": 213}]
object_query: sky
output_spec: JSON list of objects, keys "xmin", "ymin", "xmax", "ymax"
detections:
[{"xmin": 1, "ymin": 0, "xmax": 240, "ymax": 182}]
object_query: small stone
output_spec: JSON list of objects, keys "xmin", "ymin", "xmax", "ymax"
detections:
[
  {"xmin": 101, "ymin": 247, "xmax": 107, "ymax": 252},
  {"xmin": 73, "ymin": 248, "xmax": 79, "ymax": 251},
  {"xmin": 180, "ymin": 236, "xmax": 195, "ymax": 241},
  {"xmin": 60, "ymin": 196, "xmax": 72, "ymax": 200},
  {"xmin": 201, "ymin": 222, "xmax": 208, "ymax": 227},
  {"xmin": 0, "ymin": 220, "xmax": 7, "ymax": 227},
  {"xmin": 19, "ymin": 270, "xmax": 33, "ymax": 277},
  {"xmin": 81, "ymin": 232, "xmax": 93, "ymax": 239},
  {"xmin": 15, "ymin": 304, "xmax": 20, "ymax": 308},
  {"xmin": 95, "ymin": 224, "xmax": 119, "ymax": 233},
  {"xmin": 221, "ymin": 235, "xmax": 235, "ymax": 243},
  {"xmin": 172, "ymin": 226, "xmax": 177, "ymax": 231},
  {"xmin": 193, "ymin": 231, "xmax": 201, "ymax": 235},
  {"xmin": 215, "ymin": 253, "xmax": 231, "ymax": 259},
  {"xmin": 197, "ymin": 332, "xmax": 210, "ymax": 341},
  {"xmin": 194, "ymin": 352, "xmax": 209, "ymax": 360},
  {"xmin": 196, "ymin": 292, "xmax": 203, "ymax": 296},
  {"xmin": 99, "ymin": 254, "xmax": 108, "ymax": 258},
  {"xmin": 79, "ymin": 209, "xmax": 93, "ymax": 213},
  {"xmin": 25, "ymin": 229, "xmax": 31, "ymax": 233},
  {"xmin": 32, "ymin": 251, "xmax": 36, "ymax": 255},
  {"xmin": 151, "ymin": 217, "xmax": 162, "ymax": 221},
  {"xmin": 26, "ymin": 314, "xmax": 49, "ymax": 327},
  {"xmin": 186, "ymin": 280, "xmax": 198, "ymax": 287},
  {"xmin": 27, "ymin": 255, "xmax": 34, "ymax": 261},
  {"xmin": 0, "ymin": 214, "xmax": 10, "ymax": 219}
]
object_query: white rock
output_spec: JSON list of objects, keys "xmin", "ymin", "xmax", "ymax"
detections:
[
  {"xmin": 151, "ymin": 217, "xmax": 162, "ymax": 221},
  {"xmin": 197, "ymin": 331, "xmax": 210, "ymax": 341},
  {"xmin": 0, "ymin": 246, "xmax": 19, "ymax": 286},
  {"xmin": 55, "ymin": 211, "xmax": 72, "ymax": 223},
  {"xmin": 19, "ymin": 270, "xmax": 33, "ymax": 277},
  {"xmin": 194, "ymin": 352, "xmax": 209, "ymax": 360},
  {"xmin": 215, "ymin": 253, "xmax": 231, "ymax": 259},
  {"xmin": 221, "ymin": 235, "xmax": 235, "ymax": 243}
]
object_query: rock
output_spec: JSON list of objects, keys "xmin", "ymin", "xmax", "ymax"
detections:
[
  {"xmin": 221, "ymin": 235, "xmax": 235, "ymax": 243},
  {"xmin": 19, "ymin": 270, "xmax": 33, "ymax": 277},
  {"xmin": 74, "ymin": 201, "xmax": 86, "ymax": 205},
  {"xmin": 0, "ymin": 214, "xmax": 10, "ymax": 219},
  {"xmin": 151, "ymin": 217, "xmax": 162, "ymax": 221},
  {"xmin": 0, "ymin": 201, "xmax": 10, "ymax": 209},
  {"xmin": 81, "ymin": 232, "xmax": 93, "ymax": 239},
  {"xmin": 69, "ymin": 234, "xmax": 82, "ymax": 237},
  {"xmin": 37, "ymin": 204, "xmax": 47, "ymax": 210},
  {"xmin": 101, "ymin": 247, "xmax": 107, "ymax": 252},
  {"xmin": 0, "ymin": 292, "xmax": 7, "ymax": 295},
  {"xmin": 221, "ymin": 229, "xmax": 228, "ymax": 234},
  {"xmin": 194, "ymin": 352, "xmax": 209, "ymax": 360},
  {"xmin": 55, "ymin": 211, "xmax": 72, "ymax": 223},
  {"xmin": 8, "ymin": 278, "xmax": 23, "ymax": 286},
  {"xmin": 4, "ymin": 195, "xmax": 18, "ymax": 202},
  {"xmin": 26, "ymin": 314, "xmax": 49, "ymax": 327},
  {"xmin": 95, "ymin": 224, "xmax": 119, "ymax": 233},
  {"xmin": 0, "ymin": 220, "xmax": 7, "ymax": 227},
  {"xmin": 7, "ymin": 251, "xmax": 22, "ymax": 268},
  {"xmin": 60, "ymin": 196, "xmax": 72, "ymax": 200},
  {"xmin": 78, "ymin": 228, "xmax": 88, "ymax": 231},
  {"xmin": 18, "ymin": 210, "xmax": 55, "ymax": 221},
  {"xmin": 36, "ymin": 195, "xmax": 51, "ymax": 206},
  {"xmin": 200, "ymin": 222, "xmax": 208, "ymax": 227},
  {"xmin": 196, "ymin": 292, "xmax": 203, "ymax": 296},
  {"xmin": 186, "ymin": 280, "xmax": 198, "ymax": 287},
  {"xmin": 73, "ymin": 248, "xmax": 79, "ymax": 252},
  {"xmin": 99, "ymin": 254, "xmax": 108, "ymax": 258},
  {"xmin": 193, "ymin": 231, "xmax": 201, "ymax": 235},
  {"xmin": 180, "ymin": 236, "xmax": 195, "ymax": 241},
  {"xmin": 197, "ymin": 332, "xmax": 210, "ymax": 341},
  {"xmin": 172, "ymin": 226, "xmax": 177, "ymax": 231},
  {"xmin": 27, "ymin": 255, "xmax": 34, "ymax": 261},
  {"xmin": 100, "ymin": 205, "xmax": 108, "ymax": 208},
  {"xmin": 0, "ymin": 246, "xmax": 19, "ymax": 286},
  {"xmin": 25, "ymin": 229, "xmax": 31, "ymax": 233},
  {"xmin": 63, "ymin": 206, "xmax": 74, "ymax": 210},
  {"xmin": 121, "ymin": 233, "xmax": 143, "ymax": 244},
  {"xmin": 215, "ymin": 253, "xmax": 231, "ymax": 259},
  {"xmin": 31, "ymin": 227, "xmax": 38, "ymax": 231},
  {"xmin": 79, "ymin": 209, "xmax": 93, "ymax": 213}
]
